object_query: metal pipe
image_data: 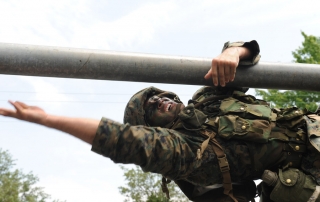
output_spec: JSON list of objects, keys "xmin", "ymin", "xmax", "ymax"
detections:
[{"xmin": 0, "ymin": 42, "xmax": 319, "ymax": 91}]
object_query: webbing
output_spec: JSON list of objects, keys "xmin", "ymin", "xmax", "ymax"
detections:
[{"xmin": 202, "ymin": 130, "xmax": 238, "ymax": 202}]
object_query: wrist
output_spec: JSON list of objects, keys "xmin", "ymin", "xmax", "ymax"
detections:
[
  {"xmin": 221, "ymin": 40, "xmax": 260, "ymax": 65},
  {"xmin": 236, "ymin": 47, "xmax": 251, "ymax": 60},
  {"xmin": 41, "ymin": 114, "xmax": 52, "ymax": 127}
]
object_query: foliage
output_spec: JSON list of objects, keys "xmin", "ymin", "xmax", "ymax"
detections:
[
  {"xmin": 0, "ymin": 149, "xmax": 64, "ymax": 202},
  {"xmin": 255, "ymin": 89, "xmax": 319, "ymax": 112},
  {"xmin": 255, "ymin": 31, "xmax": 320, "ymax": 111},
  {"xmin": 118, "ymin": 165, "xmax": 189, "ymax": 202},
  {"xmin": 292, "ymin": 31, "xmax": 320, "ymax": 64}
]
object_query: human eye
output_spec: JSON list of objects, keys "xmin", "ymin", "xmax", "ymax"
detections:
[
  {"xmin": 149, "ymin": 96, "xmax": 159, "ymax": 102},
  {"xmin": 162, "ymin": 97, "xmax": 170, "ymax": 101}
]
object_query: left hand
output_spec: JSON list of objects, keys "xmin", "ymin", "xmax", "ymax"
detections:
[
  {"xmin": 0, "ymin": 101, "xmax": 48, "ymax": 124},
  {"xmin": 204, "ymin": 47, "xmax": 242, "ymax": 87}
]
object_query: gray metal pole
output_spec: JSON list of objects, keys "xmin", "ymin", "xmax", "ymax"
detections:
[{"xmin": 0, "ymin": 42, "xmax": 319, "ymax": 91}]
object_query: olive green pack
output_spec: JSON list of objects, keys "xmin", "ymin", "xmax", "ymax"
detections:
[
  {"xmin": 191, "ymin": 88, "xmax": 308, "ymax": 144},
  {"xmin": 270, "ymin": 168, "xmax": 320, "ymax": 202},
  {"xmin": 175, "ymin": 87, "xmax": 315, "ymax": 202},
  {"xmin": 212, "ymin": 90, "xmax": 320, "ymax": 202}
]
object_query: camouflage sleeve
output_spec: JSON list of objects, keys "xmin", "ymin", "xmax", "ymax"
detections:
[
  {"xmin": 222, "ymin": 40, "xmax": 261, "ymax": 65},
  {"xmin": 91, "ymin": 117, "xmax": 199, "ymax": 179},
  {"xmin": 191, "ymin": 86, "xmax": 249, "ymax": 101}
]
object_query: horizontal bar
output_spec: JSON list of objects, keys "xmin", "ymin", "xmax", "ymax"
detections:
[{"xmin": 0, "ymin": 43, "xmax": 319, "ymax": 91}]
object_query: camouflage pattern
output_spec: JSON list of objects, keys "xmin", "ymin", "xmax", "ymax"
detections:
[
  {"xmin": 186, "ymin": 87, "xmax": 289, "ymax": 178},
  {"xmin": 91, "ymin": 116, "xmax": 276, "ymax": 185},
  {"xmin": 123, "ymin": 86, "xmax": 182, "ymax": 126},
  {"xmin": 305, "ymin": 114, "xmax": 320, "ymax": 152},
  {"xmin": 91, "ymin": 118, "xmax": 203, "ymax": 180},
  {"xmin": 217, "ymin": 96, "xmax": 274, "ymax": 143},
  {"xmin": 222, "ymin": 40, "xmax": 261, "ymax": 66},
  {"xmin": 91, "ymin": 84, "xmax": 320, "ymax": 202},
  {"xmin": 299, "ymin": 115, "xmax": 320, "ymax": 186},
  {"xmin": 91, "ymin": 86, "xmax": 291, "ymax": 185},
  {"xmin": 90, "ymin": 40, "xmax": 320, "ymax": 201}
]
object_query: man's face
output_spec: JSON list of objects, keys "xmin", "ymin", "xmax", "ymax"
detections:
[{"xmin": 144, "ymin": 95, "xmax": 185, "ymax": 127}]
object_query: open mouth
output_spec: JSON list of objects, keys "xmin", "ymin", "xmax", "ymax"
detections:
[
  {"xmin": 158, "ymin": 100, "xmax": 173, "ymax": 112},
  {"xmin": 156, "ymin": 98, "xmax": 177, "ymax": 112},
  {"xmin": 166, "ymin": 103, "xmax": 172, "ymax": 111}
]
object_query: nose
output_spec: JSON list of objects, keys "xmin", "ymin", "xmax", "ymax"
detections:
[
  {"xmin": 157, "ymin": 99, "xmax": 164, "ymax": 109},
  {"xmin": 156, "ymin": 97, "xmax": 172, "ymax": 109},
  {"xmin": 149, "ymin": 96, "xmax": 166, "ymax": 109}
]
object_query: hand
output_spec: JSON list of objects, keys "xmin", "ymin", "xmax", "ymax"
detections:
[
  {"xmin": 0, "ymin": 101, "xmax": 48, "ymax": 124},
  {"xmin": 204, "ymin": 47, "xmax": 242, "ymax": 87}
]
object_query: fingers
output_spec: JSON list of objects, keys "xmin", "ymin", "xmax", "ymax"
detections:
[
  {"xmin": 230, "ymin": 65, "xmax": 236, "ymax": 82},
  {"xmin": 205, "ymin": 47, "xmax": 240, "ymax": 86},
  {"xmin": 224, "ymin": 64, "xmax": 231, "ymax": 83},
  {"xmin": 206, "ymin": 59, "xmax": 230, "ymax": 87},
  {"xmin": 218, "ymin": 63, "xmax": 225, "ymax": 87},
  {"xmin": 9, "ymin": 100, "xmax": 24, "ymax": 112},
  {"xmin": 205, "ymin": 58, "xmax": 238, "ymax": 86},
  {"xmin": 15, "ymin": 101, "xmax": 28, "ymax": 108},
  {"xmin": 211, "ymin": 59, "xmax": 219, "ymax": 86},
  {"xmin": 0, "ymin": 108, "xmax": 17, "ymax": 117},
  {"xmin": 224, "ymin": 60, "xmax": 237, "ymax": 83},
  {"xmin": 9, "ymin": 101, "xmax": 29, "ymax": 109},
  {"xmin": 0, "ymin": 101, "xmax": 29, "ymax": 118}
]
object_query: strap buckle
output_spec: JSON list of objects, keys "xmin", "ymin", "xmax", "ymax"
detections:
[{"xmin": 218, "ymin": 155, "xmax": 230, "ymax": 173}]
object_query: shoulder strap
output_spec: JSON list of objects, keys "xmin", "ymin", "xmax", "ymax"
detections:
[{"xmin": 202, "ymin": 130, "xmax": 238, "ymax": 202}]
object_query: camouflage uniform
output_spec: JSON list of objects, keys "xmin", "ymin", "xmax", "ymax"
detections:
[{"xmin": 91, "ymin": 41, "xmax": 320, "ymax": 202}]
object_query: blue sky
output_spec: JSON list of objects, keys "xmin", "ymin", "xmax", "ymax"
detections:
[{"xmin": 0, "ymin": 0, "xmax": 320, "ymax": 201}]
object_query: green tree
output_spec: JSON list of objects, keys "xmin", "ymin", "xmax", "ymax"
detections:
[
  {"xmin": 118, "ymin": 166, "xmax": 189, "ymax": 202},
  {"xmin": 256, "ymin": 31, "xmax": 320, "ymax": 111},
  {"xmin": 0, "ymin": 149, "xmax": 64, "ymax": 202},
  {"xmin": 292, "ymin": 31, "xmax": 320, "ymax": 64}
]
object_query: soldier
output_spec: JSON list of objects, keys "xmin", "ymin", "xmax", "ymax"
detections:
[{"xmin": 1, "ymin": 41, "xmax": 319, "ymax": 202}]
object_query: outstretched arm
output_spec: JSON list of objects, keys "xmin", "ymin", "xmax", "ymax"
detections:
[{"xmin": 0, "ymin": 101, "xmax": 99, "ymax": 144}]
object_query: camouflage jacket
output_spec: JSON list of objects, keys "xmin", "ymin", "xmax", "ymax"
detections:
[
  {"xmin": 92, "ymin": 40, "xmax": 268, "ymax": 186},
  {"xmin": 90, "ymin": 40, "xmax": 320, "ymax": 201},
  {"xmin": 91, "ymin": 86, "xmax": 320, "ymax": 202},
  {"xmin": 91, "ymin": 87, "xmax": 303, "ymax": 186}
]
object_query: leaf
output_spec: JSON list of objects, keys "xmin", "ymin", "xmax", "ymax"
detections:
[
  {"xmin": 118, "ymin": 165, "xmax": 189, "ymax": 202},
  {"xmin": 0, "ymin": 149, "xmax": 64, "ymax": 202}
]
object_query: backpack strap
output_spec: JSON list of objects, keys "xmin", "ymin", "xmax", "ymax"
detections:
[{"xmin": 202, "ymin": 130, "xmax": 238, "ymax": 202}]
